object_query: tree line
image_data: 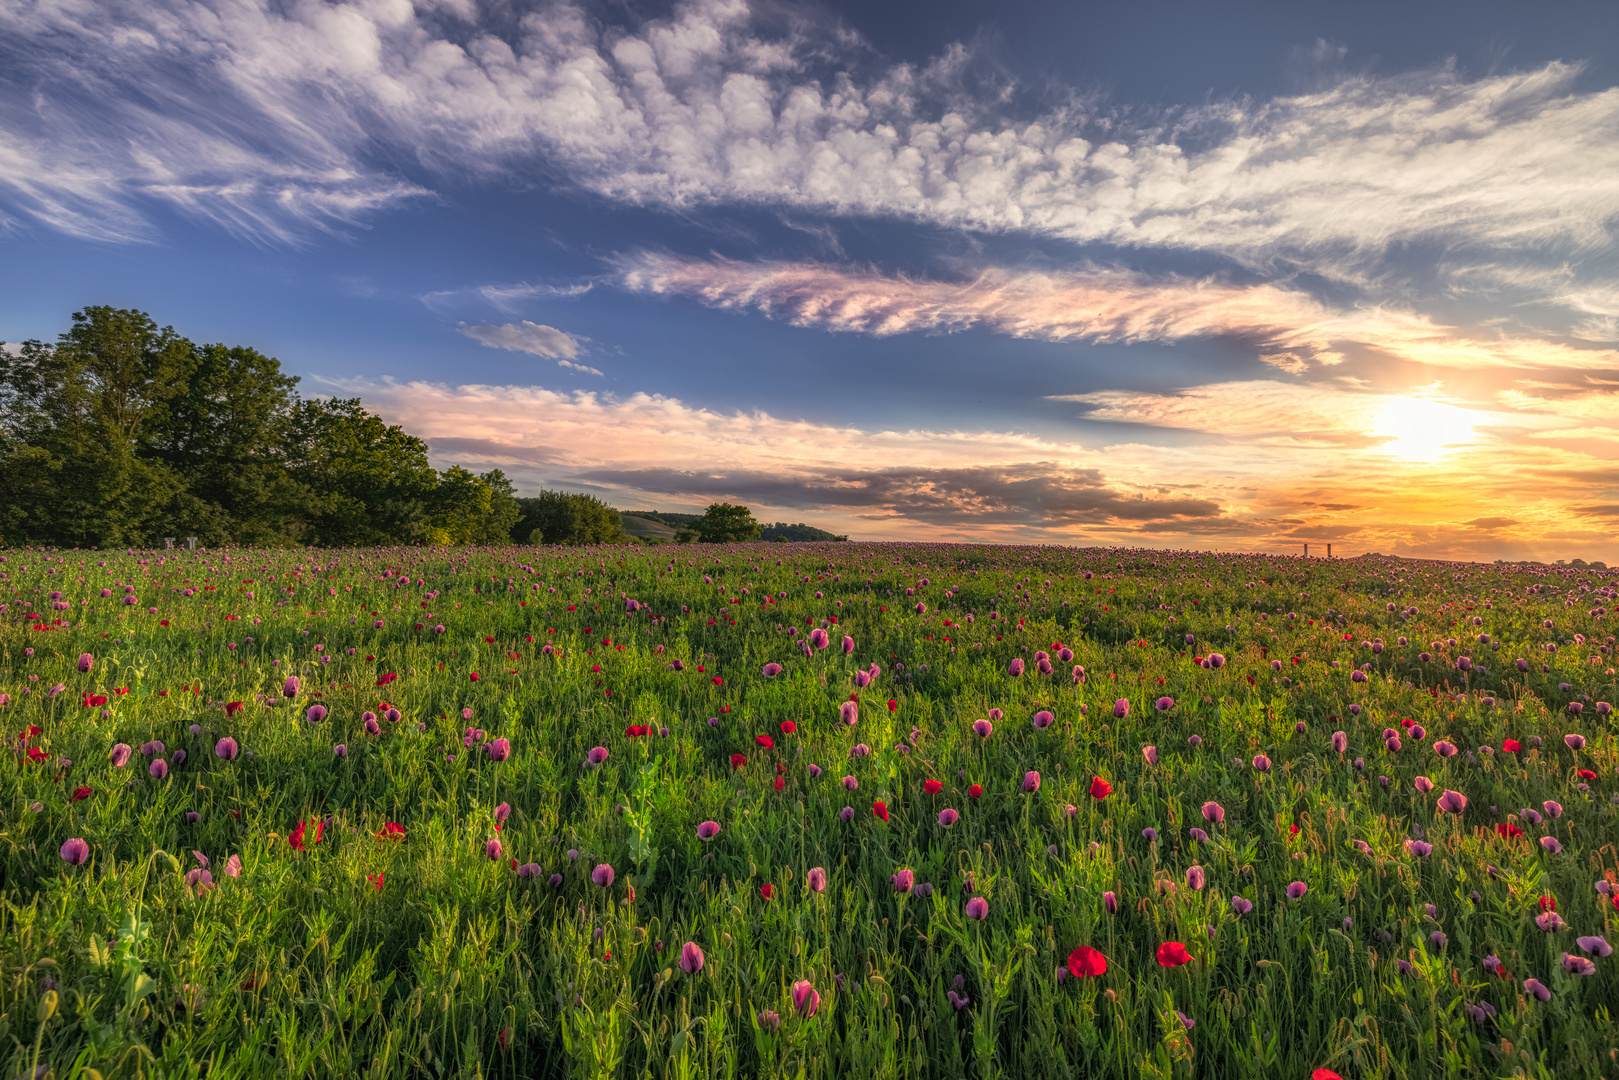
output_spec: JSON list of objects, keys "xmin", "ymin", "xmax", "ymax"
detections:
[{"xmin": 0, "ymin": 307, "xmax": 842, "ymax": 549}]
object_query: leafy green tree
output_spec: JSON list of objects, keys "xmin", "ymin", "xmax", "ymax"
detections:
[
  {"xmin": 139, "ymin": 342, "xmax": 302, "ymax": 545},
  {"xmin": 514, "ymin": 491, "xmax": 625, "ymax": 545},
  {"xmin": 692, "ymin": 502, "xmax": 762, "ymax": 543},
  {"xmin": 0, "ymin": 307, "xmax": 194, "ymax": 546},
  {"xmin": 477, "ymin": 470, "xmax": 522, "ymax": 544},
  {"xmin": 281, "ymin": 397, "xmax": 437, "ymax": 546}
]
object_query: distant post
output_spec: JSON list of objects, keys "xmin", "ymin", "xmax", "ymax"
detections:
[
  {"xmin": 1327, "ymin": 543, "xmax": 1332, "ymax": 559},
  {"xmin": 1304, "ymin": 543, "xmax": 1309, "ymax": 558},
  {"xmin": 163, "ymin": 538, "xmax": 175, "ymax": 549},
  {"xmin": 186, "ymin": 536, "xmax": 198, "ymax": 551}
]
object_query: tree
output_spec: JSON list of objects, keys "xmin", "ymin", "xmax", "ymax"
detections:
[
  {"xmin": 0, "ymin": 307, "xmax": 194, "ymax": 546},
  {"xmin": 477, "ymin": 470, "xmax": 522, "ymax": 544},
  {"xmin": 691, "ymin": 503, "xmax": 762, "ymax": 543},
  {"xmin": 281, "ymin": 397, "xmax": 438, "ymax": 546},
  {"xmin": 514, "ymin": 491, "xmax": 625, "ymax": 545}
]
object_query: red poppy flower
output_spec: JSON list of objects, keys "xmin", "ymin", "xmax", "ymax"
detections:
[
  {"xmin": 887, "ymin": 700, "xmax": 898, "ymax": 712},
  {"xmin": 1502, "ymin": 739, "xmax": 1521, "ymax": 752},
  {"xmin": 773, "ymin": 775, "xmax": 786, "ymax": 791},
  {"xmin": 226, "ymin": 701, "xmax": 244, "ymax": 716},
  {"xmin": 1089, "ymin": 777, "xmax": 1112, "ymax": 800},
  {"xmin": 730, "ymin": 753, "xmax": 747, "ymax": 769},
  {"xmin": 26, "ymin": 747, "xmax": 49, "ymax": 763},
  {"xmin": 1578, "ymin": 769, "xmax": 1597, "ymax": 781},
  {"xmin": 923, "ymin": 779, "xmax": 944, "ymax": 794},
  {"xmin": 760, "ymin": 884, "xmax": 775, "ymax": 900},
  {"xmin": 1067, "ymin": 946, "xmax": 1107, "ymax": 978},
  {"xmin": 367, "ymin": 872, "xmax": 385, "ymax": 890},
  {"xmin": 377, "ymin": 823, "xmax": 405, "ymax": 841},
  {"xmin": 755, "ymin": 735, "xmax": 775, "ymax": 749},
  {"xmin": 71, "ymin": 785, "xmax": 92, "ymax": 802},
  {"xmin": 1288, "ymin": 824, "xmax": 1300, "ymax": 840},
  {"xmin": 1539, "ymin": 895, "xmax": 1557, "ymax": 912},
  {"xmin": 712, "ymin": 676, "xmax": 724, "ymax": 687},
  {"xmin": 21, "ymin": 725, "xmax": 41, "ymax": 741},
  {"xmin": 1155, "ymin": 942, "xmax": 1192, "ymax": 967},
  {"xmin": 780, "ymin": 720, "xmax": 797, "ymax": 735},
  {"xmin": 873, "ymin": 800, "xmax": 890, "ymax": 822},
  {"xmin": 1496, "ymin": 822, "xmax": 1524, "ymax": 839},
  {"xmin": 469, "ymin": 673, "xmax": 480, "ymax": 682},
  {"xmin": 289, "ymin": 822, "xmax": 308, "ymax": 851},
  {"xmin": 1313, "ymin": 1071, "xmax": 1345, "ymax": 1080},
  {"xmin": 969, "ymin": 784, "xmax": 983, "ymax": 799}
]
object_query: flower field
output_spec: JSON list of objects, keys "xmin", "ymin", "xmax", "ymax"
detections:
[{"xmin": 3, "ymin": 542, "xmax": 1617, "ymax": 1079}]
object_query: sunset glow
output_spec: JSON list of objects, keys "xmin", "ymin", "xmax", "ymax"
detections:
[{"xmin": 2, "ymin": 0, "xmax": 1615, "ymax": 563}]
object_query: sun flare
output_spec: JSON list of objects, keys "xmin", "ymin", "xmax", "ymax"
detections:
[{"xmin": 1371, "ymin": 397, "xmax": 1478, "ymax": 462}]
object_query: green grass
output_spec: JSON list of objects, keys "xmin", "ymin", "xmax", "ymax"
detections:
[{"xmin": 2, "ymin": 543, "xmax": 1616, "ymax": 1079}]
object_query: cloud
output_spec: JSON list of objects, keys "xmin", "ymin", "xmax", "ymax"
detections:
[
  {"xmin": 1461, "ymin": 516, "xmax": 1519, "ymax": 529},
  {"xmin": 5, "ymin": 0, "xmax": 1619, "ymax": 280},
  {"xmin": 305, "ymin": 373, "xmax": 1619, "ymax": 561},
  {"xmin": 458, "ymin": 320, "xmax": 586, "ymax": 360},
  {"xmin": 618, "ymin": 252, "xmax": 1619, "ymax": 372},
  {"xmin": 558, "ymin": 359, "xmax": 605, "ymax": 376}
]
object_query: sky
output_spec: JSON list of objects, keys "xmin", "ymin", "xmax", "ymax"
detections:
[{"xmin": 2, "ymin": 0, "xmax": 1617, "ymax": 562}]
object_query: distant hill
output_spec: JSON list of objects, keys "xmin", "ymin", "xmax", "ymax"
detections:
[{"xmin": 620, "ymin": 511, "xmax": 847, "ymax": 542}]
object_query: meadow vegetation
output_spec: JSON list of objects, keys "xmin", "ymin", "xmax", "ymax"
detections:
[{"xmin": 2, "ymin": 542, "xmax": 1617, "ymax": 1079}]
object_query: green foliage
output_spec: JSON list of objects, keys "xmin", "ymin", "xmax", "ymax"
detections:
[
  {"xmin": 691, "ymin": 502, "xmax": 762, "ymax": 543},
  {"xmin": 515, "ymin": 491, "xmax": 627, "ymax": 545},
  {"xmin": 2, "ymin": 307, "xmax": 543, "ymax": 547},
  {"xmin": 760, "ymin": 521, "xmax": 847, "ymax": 542}
]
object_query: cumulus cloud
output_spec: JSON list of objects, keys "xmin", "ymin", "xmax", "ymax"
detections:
[
  {"xmin": 618, "ymin": 252, "xmax": 1619, "ymax": 371},
  {"xmin": 4, "ymin": 0, "xmax": 1618, "ymax": 280}
]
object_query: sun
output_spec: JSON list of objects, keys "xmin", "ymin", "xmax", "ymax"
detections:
[{"xmin": 1371, "ymin": 397, "xmax": 1478, "ymax": 462}]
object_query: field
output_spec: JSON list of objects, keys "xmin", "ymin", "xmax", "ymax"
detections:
[{"xmin": 2, "ymin": 543, "xmax": 1617, "ymax": 1080}]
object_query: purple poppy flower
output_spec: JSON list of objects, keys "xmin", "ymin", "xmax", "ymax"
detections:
[
  {"xmin": 696, "ymin": 820, "xmax": 721, "ymax": 841},
  {"xmin": 938, "ymin": 808, "xmax": 960, "ymax": 827},
  {"xmin": 1286, "ymin": 881, "xmax": 1307, "ymax": 900},
  {"xmin": 60, "ymin": 838, "xmax": 90, "ymax": 865},
  {"xmin": 839, "ymin": 806, "xmax": 855, "ymax": 823},
  {"xmin": 334, "ymin": 744, "xmax": 347, "ymax": 758},
  {"xmin": 149, "ymin": 758, "xmax": 168, "ymax": 779},
  {"xmin": 1143, "ymin": 745, "xmax": 1158, "ymax": 765},
  {"xmin": 1185, "ymin": 866, "xmax": 1206, "ymax": 890},
  {"xmin": 792, "ymin": 980, "xmax": 820, "ymax": 1017},
  {"xmin": 283, "ymin": 676, "xmax": 300, "ymax": 698},
  {"xmin": 1033, "ymin": 710, "xmax": 1054, "ymax": 729},
  {"xmin": 485, "ymin": 737, "xmax": 511, "ymax": 762},
  {"xmin": 1201, "ymin": 801, "xmax": 1225, "ymax": 824},
  {"xmin": 77, "ymin": 653, "xmax": 93, "ymax": 673},
  {"xmin": 1332, "ymin": 731, "xmax": 1347, "ymax": 753},
  {"xmin": 591, "ymin": 863, "xmax": 614, "ymax": 887},
  {"xmin": 1524, "ymin": 978, "xmax": 1551, "ymax": 1001},
  {"xmin": 587, "ymin": 746, "xmax": 609, "ymax": 766},
  {"xmin": 891, "ymin": 869, "xmax": 914, "ymax": 894},
  {"xmin": 305, "ymin": 704, "xmax": 327, "ymax": 723},
  {"xmin": 1022, "ymin": 771, "xmax": 1041, "ymax": 793},
  {"xmin": 1540, "ymin": 836, "xmax": 1563, "ymax": 854},
  {"xmin": 110, "ymin": 743, "xmax": 133, "ymax": 768},
  {"xmin": 839, "ymin": 701, "xmax": 859, "ymax": 727},
  {"xmin": 214, "ymin": 737, "xmax": 238, "ymax": 760},
  {"xmin": 965, "ymin": 896, "xmax": 989, "ymax": 921},
  {"xmin": 972, "ymin": 719, "xmax": 993, "ymax": 738},
  {"xmin": 1155, "ymin": 696, "xmax": 1174, "ymax": 712},
  {"xmin": 1565, "ymin": 733, "xmax": 1586, "ymax": 750},
  {"xmin": 1252, "ymin": 755, "xmax": 1271, "ymax": 772},
  {"xmin": 1436, "ymin": 790, "xmax": 1467, "ymax": 814},
  {"xmin": 1112, "ymin": 698, "xmax": 1129, "ymax": 719},
  {"xmin": 1231, "ymin": 895, "xmax": 1253, "ymax": 915},
  {"xmin": 807, "ymin": 867, "xmax": 828, "ymax": 893},
  {"xmin": 1577, "ymin": 936, "xmax": 1612, "ymax": 956},
  {"xmin": 1103, "ymin": 890, "xmax": 1118, "ymax": 914}
]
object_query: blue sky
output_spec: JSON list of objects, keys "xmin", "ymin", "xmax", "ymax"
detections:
[{"xmin": 2, "ymin": 0, "xmax": 1617, "ymax": 560}]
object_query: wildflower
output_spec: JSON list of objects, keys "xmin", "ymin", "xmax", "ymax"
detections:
[
  {"xmin": 1252, "ymin": 755, "xmax": 1271, "ymax": 772},
  {"xmin": 806, "ymin": 867, "xmax": 827, "ymax": 893},
  {"xmin": 792, "ymin": 980, "xmax": 821, "ymax": 1017},
  {"xmin": 938, "ymin": 808, "xmax": 959, "ymax": 827},
  {"xmin": 1186, "ymin": 866, "xmax": 1206, "ymax": 890},
  {"xmin": 965, "ymin": 897, "xmax": 989, "ymax": 921},
  {"xmin": 1143, "ymin": 745, "xmax": 1158, "ymax": 765},
  {"xmin": 215, "ymin": 737, "xmax": 238, "ymax": 760},
  {"xmin": 679, "ymin": 942, "xmax": 705, "ymax": 974},
  {"xmin": 1067, "ymin": 946, "xmax": 1107, "ymax": 978},
  {"xmin": 333, "ymin": 744, "xmax": 348, "ymax": 758},
  {"xmin": 110, "ymin": 743, "xmax": 133, "ymax": 768},
  {"xmin": 1436, "ymin": 790, "xmax": 1467, "ymax": 814},
  {"xmin": 1113, "ymin": 699, "xmax": 1129, "ymax": 719},
  {"xmin": 283, "ymin": 676, "xmax": 300, "ymax": 698},
  {"xmin": 1540, "ymin": 837, "xmax": 1563, "ymax": 854},
  {"xmin": 968, "ymin": 784, "xmax": 983, "ymax": 799},
  {"xmin": 149, "ymin": 758, "xmax": 169, "ymax": 779},
  {"xmin": 71, "ymin": 785, "xmax": 92, "ymax": 802},
  {"xmin": 1200, "ymin": 801, "xmax": 1224, "ymax": 824},
  {"xmin": 1023, "ymin": 771, "xmax": 1042, "ymax": 793},
  {"xmin": 1231, "ymin": 896, "xmax": 1253, "ymax": 915},
  {"xmin": 1156, "ymin": 942, "xmax": 1192, "ymax": 967},
  {"xmin": 873, "ymin": 801, "xmax": 889, "ymax": 822},
  {"xmin": 1406, "ymin": 840, "xmax": 1433, "ymax": 857},
  {"xmin": 1331, "ymin": 731, "xmax": 1348, "ymax": 753},
  {"xmin": 587, "ymin": 747, "xmax": 609, "ymax": 766},
  {"xmin": 592, "ymin": 863, "xmax": 615, "ymax": 887},
  {"xmin": 1008, "ymin": 659, "xmax": 1024, "ymax": 677},
  {"xmin": 486, "ymin": 738, "xmax": 511, "ymax": 761},
  {"xmin": 1577, "ymin": 936, "xmax": 1612, "ymax": 956},
  {"xmin": 1089, "ymin": 776, "xmax": 1111, "ymax": 800},
  {"xmin": 696, "ymin": 821, "xmax": 721, "ymax": 840},
  {"xmin": 1523, "ymin": 978, "xmax": 1551, "ymax": 1002},
  {"xmin": 839, "ymin": 806, "xmax": 855, "ymax": 822},
  {"xmin": 1033, "ymin": 710, "xmax": 1054, "ymax": 729},
  {"xmin": 1566, "ymin": 733, "xmax": 1586, "ymax": 750},
  {"xmin": 60, "ymin": 838, "xmax": 89, "ymax": 865},
  {"xmin": 891, "ymin": 869, "xmax": 914, "ymax": 894}
]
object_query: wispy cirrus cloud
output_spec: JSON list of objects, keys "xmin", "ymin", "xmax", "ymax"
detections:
[
  {"xmin": 616, "ymin": 251, "xmax": 1619, "ymax": 372},
  {"xmin": 4, "ymin": 0, "xmax": 1618, "ymax": 288}
]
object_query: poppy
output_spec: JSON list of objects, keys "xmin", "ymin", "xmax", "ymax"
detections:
[
  {"xmin": 730, "ymin": 753, "xmax": 747, "ymax": 770},
  {"xmin": 773, "ymin": 776, "xmax": 785, "ymax": 791},
  {"xmin": 780, "ymin": 721, "xmax": 797, "ymax": 735},
  {"xmin": 1067, "ymin": 946, "xmax": 1107, "ymax": 978},
  {"xmin": 873, "ymin": 801, "xmax": 890, "ymax": 822},
  {"xmin": 1502, "ymin": 739, "xmax": 1521, "ymax": 752},
  {"xmin": 923, "ymin": 779, "xmax": 944, "ymax": 794},
  {"xmin": 377, "ymin": 822, "xmax": 405, "ymax": 841},
  {"xmin": 367, "ymin": 872, "xmax": 385, "ymax": 890},
  {"xmin": 755, "ymin": 735, "xmax": 775, "ymax": 749},
  {"xmin": 1089, "ymin": 777, "xmax": 1112, "ymax": 800},
  {"xmin": 887, "ymin": 700, "xmax": 898, "ymax": 712},
  {"xmin": 1156, "ymin": 942, "xmax": 1192, "ymax": 967},
  {"xmin": 1496, "ymin": 822, "xmax": 1524, "ymax": 839},
  {"xmin": 969, "ymin": 784, "xmax": 983, "ymax": 799},
  {"xmin": 760, "ymin": 884, "xmax": 775, "ymax": 900},
  {"xmin": 71, "ymin": 785, "xmax": 92, "ymax": 802}
]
